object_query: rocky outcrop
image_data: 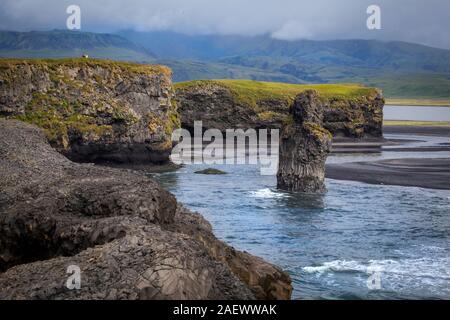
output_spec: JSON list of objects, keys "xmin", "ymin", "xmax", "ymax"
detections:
[
  {"xmin": 175, "ymin": 81, "xmax": 285, "ymax": 133},
  {"xmin": 0, "ymin": 120, "xmax": 292, "ymax": 300},
  {"xmin": 323, "ymin": 94, "xmax": 384, "ymax": 138},
  {"xmin": 175, "ymin": 80, "xmax": 384, "ymax": 138},
  {"xmin": 175, "ymin": 80, "xmax": 382, "ymax": 192},
  {"xmin": 277, "ymin": 91, "xmax": 332, "ymax": 193},
  {"xmin": 0, "ymin": 59, "xmax": 180, "ymax": 164}
]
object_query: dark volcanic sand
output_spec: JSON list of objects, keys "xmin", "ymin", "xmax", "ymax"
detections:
[
  {"xmin": 326, "ymin": 126, "xmax": 450, "ymax": 190},
  {"xmin": 326, "ymin": 158, "xmax": 450, "ymax": 190},
  {"xmin": 326, "ymin": 159, "xmax": 450, "ymax": 190},
  {"xmin": 384, "ymin": 125, "xmax": 450, "ymax": 136}
]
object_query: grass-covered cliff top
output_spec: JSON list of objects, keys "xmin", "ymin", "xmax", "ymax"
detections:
[
  {"xmin": 0, "ymin": 58, "xmax": 176, "ymax": 151},
  {"xmin": 0, "ymin": 58, "xmax": 171, "ymax": 77},
  {"xmin": 175, "ymin": 79, "xmax": 380, "ymax": 106}
]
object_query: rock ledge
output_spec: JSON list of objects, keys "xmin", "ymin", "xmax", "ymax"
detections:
[{"xmin": 0, "ymin": 119, "xmax": 292, "ymax": 300}]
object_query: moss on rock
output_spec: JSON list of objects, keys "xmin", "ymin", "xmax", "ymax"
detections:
[
  {"xmin": 0, "ymin": 58, "xmax": 176, "ymax": 163},
  {"xmin": 175, "ymin": 79, "xmax": 384, "ymax": 138}
]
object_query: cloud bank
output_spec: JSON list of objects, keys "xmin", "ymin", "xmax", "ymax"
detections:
[{"xmin": 1, "ymin": 0, "xmax": 450, "ymax": 49}]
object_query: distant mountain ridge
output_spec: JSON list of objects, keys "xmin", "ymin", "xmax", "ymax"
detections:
[
  {"xmin": 119, "ymin": 30, "xmax": 450, "ymax": 98},
  {"xmin": 1, "ymin": 30, "xmax": 449, "ymax": 98},
  {"xmin": 0, "ymin": 30, "xmax": 155, "ymax": 61},
  {"xmin": 121, "ymin": 30, "xmax": 450, "ymax": 72}
]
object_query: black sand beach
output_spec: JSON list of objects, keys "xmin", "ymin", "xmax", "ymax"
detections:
[
  {"xmin": 326, "ymin": 158, "xmax": 450, "ymax": 190},
  {"xmin": 383, "ymin": 125, "xmax": 450, "ymax": 136},
  {"xmin": 326, "ymin": 125, "xmax": 450, "ymax": 190}
]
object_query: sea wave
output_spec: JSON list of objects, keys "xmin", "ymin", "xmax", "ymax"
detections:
[
  {"xmin": 303, "ymin": 257, "xmax": 450, "ymax": 281},
  {"xmin": 249, "ymin": 188, "xmax": 287, "ymax": 199}
]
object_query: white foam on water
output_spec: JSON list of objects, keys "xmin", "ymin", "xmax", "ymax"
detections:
[
  {"xmin": 303, "ymin": 254, "xmax": 450, "ymax": 296},
  {"xmin": 304, "ymin": 257, "xmax": 450, "ymax": 278},
  {"xmin": 304, "ymin": 260, "xmax": 366, "ymax": 274},
  {"xmin": 249, "ymin": 188, "xmax": 287, "ymax": 199}
]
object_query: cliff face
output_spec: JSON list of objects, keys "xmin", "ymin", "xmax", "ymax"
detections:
[
  {"xmin": 277, "ymin": 91, "xmax": 332, "ymax": 193},
  {"xmin": 175, "ymin": 80, "xmax": 383, "ymax": 193},
  {"xmin": 0, "ymin": 59, "xmax": 179, "ymax": 163},
  {"xmin": 0, "ymin": 120, "xmax": 292, "ymax": 300},
  {"xmin": 175, "ymin": 80, "xmax": 384, "ymax": 138}
]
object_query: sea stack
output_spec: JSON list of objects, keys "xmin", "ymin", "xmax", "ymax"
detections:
[{"xmin": 277, "ymin": 90, "xmax": 332, "ymax": 193}]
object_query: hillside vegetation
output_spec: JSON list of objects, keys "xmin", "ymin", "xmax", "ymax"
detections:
[
  {"xmin": 0, "ymin": 58, "xmax": 176, "ymax": 163},
  {"xmin": 1, "ymin": 30, "xmax": 450, "ymax": 99},
  {"xmin": 175, "ymin": 80, "xmax": 377, "ymax": 106},
  {"xmin": 175, "ymin": 79, "xmax": 383, "ymax": 138},
  {"xmin": 0, "ymin": 30, "xmax": 155, "ymax": 62}
]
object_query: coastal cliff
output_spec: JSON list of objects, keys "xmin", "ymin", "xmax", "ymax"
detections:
[
  {"xmin": 0, "ymin": 119, "xmax": 292, "ymax": 300},
  {"xmin": 0, "ymin": 58, "xmax": 383, "ymax": 297},
  {"xmin": 0, "ymin": 59, "xmax": 179, "ymax": 163},
  {"xmin": 175, "ymin": 79, "xmax": 383, "ymax": 192},
  {"xmin": 175, "ymin": 79, "xmax": 384, "ymax": 138}
]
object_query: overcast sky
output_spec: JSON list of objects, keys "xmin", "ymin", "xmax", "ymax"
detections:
[{"xmin": 1, "ymin": 0, "xmax": 450, "ymax": 49}]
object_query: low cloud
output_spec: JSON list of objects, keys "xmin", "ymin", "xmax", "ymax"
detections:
[
  {"xmin": 0, "ymin": 0, "xmax": 449, "ymax": 49},
  {"xmin": 271, "ymin": 21, "xmax": 313, "ymax": 41}
]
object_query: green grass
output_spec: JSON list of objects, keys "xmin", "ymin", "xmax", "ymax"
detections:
[
  {"xmin": 0, "ymin": 58, "xmax": 171, "ymax": 77},
  {"xmin": 175, "ymin": 79, "xmax": 378, "ymax": 108},
  {"xmin": 0, "ymin": 58, "xmax": 173, "ymax": 148},
  {"xmin": 363, "ymin": 73, "xmax": 450, "ymax": 99},
  {"xmin": 160, "ymin": 59, "xmax": 302, "ymax": 83},
  {"xmin": 384, "ymin": 120, "xmax": 450, "ymax": 127},
  {"xmin": 385, "ymin": 98, "xmax": 450, "ymax": 107}
]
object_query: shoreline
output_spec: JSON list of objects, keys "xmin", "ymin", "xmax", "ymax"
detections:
[
  {"xmin": 0, "ymin": 119, "xmax": 293, "ymax": 300},
  {"xmin": 326, "ymin": 125, "xmax": 450, "ymax": 190},
  {"xmin": 326, "ymin": 158, "xmax": 450, "ymax": 190},
  {"xmin": 383, "ymin": 124, "xmax": 450, "ymax": 136},
  {"xmin": 103, "ymin": 125, "xmax": 450, "ymax": 191}
]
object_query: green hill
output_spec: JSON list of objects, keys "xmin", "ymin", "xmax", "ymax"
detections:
[
  {"xmin": 0, "ymin": 30, "xmax": 155, "ymax": 61},
  {"xmin": 2, "ymin": 30, "xmax": 450, "ymax": 99}
]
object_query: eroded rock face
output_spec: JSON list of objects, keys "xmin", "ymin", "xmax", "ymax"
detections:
[
  {"xmin": 175, "ymin": 81, "xmax": 381, "ymax": 193},
  {"xmin": 323, "ymin": 90, "xmax": 384, "ymax": 138},
  {"xmin": 0, "ymin": 120, "xmax": 292, "ymax": 300},
  {"xmin": 175, "ymin": 82, "xmax": 288, "ymax": 133},
  {"xmin": 277, "ymin": 91, "xmax": 332, "ymax": 193},
  {"xmin": 0, "ymin": 59, "xmax": 179, "ymax": 164},
  {"xmin": 175, "ymin": 81, "xmax": 384, "ymax": 138}
]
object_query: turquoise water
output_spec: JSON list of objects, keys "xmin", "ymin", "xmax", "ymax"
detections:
[{"xmin": 150, "ymin": 134, "xmax": 450, "ymax": 300}]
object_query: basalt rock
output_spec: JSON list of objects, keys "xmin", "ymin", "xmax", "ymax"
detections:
[
  {"xmin": 176, "ymin": 81, "xmax": 366, "ymax": 193},
  {"xmin": 175, "ymin": 81, "xmax": 288, "ymax": 133},
  {"xmin": 194, "ymin": 168, "xmax": 227, "ymax": 175},
  {"xmin": 277, "ymin": 91, "xmax": 332, "ymax": 193},
  {"xmin": 0, "ymin": 120, "xmax": 292, "ymax": 300},
  {"xmin": 175, "ymin": 80, "xmax": 384, "ymax": 138},
  {"xmin": 0, "ymin": 59, "xmax": 180, "ymax": 164}
]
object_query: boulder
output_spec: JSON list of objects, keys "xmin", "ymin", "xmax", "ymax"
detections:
[{"xmin": 194, "ymin": 168, "xmax": 227, "ymax": 175}]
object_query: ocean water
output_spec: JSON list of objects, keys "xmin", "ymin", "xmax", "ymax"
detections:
[
  {"xmin": 385, "ymin": 105, "xmax": 450, "ymax": 121},
  {"xmin": 149, "ymin": 133, "xmax": 450, "ymax": 300}
]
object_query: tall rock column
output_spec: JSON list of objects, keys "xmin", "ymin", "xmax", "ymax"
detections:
[{"xmin": 277, "ymin": 90, "xmax": 332, "ymax": 193}]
